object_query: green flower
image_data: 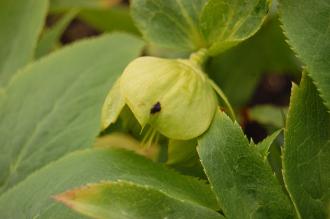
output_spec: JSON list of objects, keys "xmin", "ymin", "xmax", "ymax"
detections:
[{"xmin": 102, "ymin": 50, "xmax": 233, "ymax": 140}]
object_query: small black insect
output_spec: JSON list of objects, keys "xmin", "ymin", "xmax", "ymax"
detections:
[{"xmin": 150, "ymin": 102, "xmax": 161, "ymax": 114}]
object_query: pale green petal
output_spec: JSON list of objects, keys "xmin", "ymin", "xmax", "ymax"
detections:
[
  {"xmin": 101, "ymin": 78, "xmax": 125, "ymax": 129},
  {"xmin": 120, "ymin": 57, "xmax": 217, "ymax": 140}
]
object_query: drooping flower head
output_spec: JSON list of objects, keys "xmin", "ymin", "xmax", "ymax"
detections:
[{"xmin": 102, "ymin": 50, "xmax": 232, "ymax": 140}]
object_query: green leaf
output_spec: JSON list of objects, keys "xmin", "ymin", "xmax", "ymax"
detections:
[
  {"xmin": 35, "ymin": 10, "xmax": 78, "ymax": 59},
  {"xmin": 0, "ymin": 0, "xmax": 48, "ymax": 88},
  {"xmin": 248, "ymin": 105, "xmax": 287, "ymax": 128},
  {"xmin": 200, "ymin": 0, "xmax": 271, "ymax": 55},
  {"xmin": 0, "ymin": 33, "xmax": 144, "ymax": 194},
  {"xmin": 279, "ymin": 0, "xmax": 330, "ymax": 109},
  {"xmin": 131, "ymin": 0, "xmax": 208, "ymax": 51},
  {"xmin": 131, "ymin": 0, "xmax": 272, "ymax": 55},
  {"xmin": 207, "ymin": 17, "xmax": 300, "ymax": 108},
  {"xmin": 145, "ymin": 43, "xmax": 191, "ymax": 59},
  {"xmin": 50, "ymin": 0, "xmax": 120, "ymax": 11},
  {"xmin": 56, "ymin": 181, "xmax": 224, "ymax": 219},
  {"xmin": 0, "ymin": 149, "xmax": 219, "ymax": 218},
  {"xmin": 198, "ymin": 111, "xmax": 295, "ymax": 219},
  {"xmin": 254, "ymin": 129, "xmax": 282, "ymax": 159},
  {"xmin": 283, "ymin": 73, "xmax": 330, "ymax": 218},
  {"xmin": 79, "ymin": 6, "xmax": 140, "ymax": 35}
]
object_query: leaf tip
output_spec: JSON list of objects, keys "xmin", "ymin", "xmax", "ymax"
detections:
[{"xmin": 53, "ymin": 191, "xmax": 77, "ymax": 208}]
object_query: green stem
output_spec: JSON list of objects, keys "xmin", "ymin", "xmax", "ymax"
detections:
[
  {"xmin": 208, "ymin": 79, "xmax": 236, "ymax": 120},
  {"xmin": 189, "ymin": 48, "xmax": 208, "ymax": 67},
  {"xmin": 190, "ymin": 48, "xmax": 235, "ymax": 120}
]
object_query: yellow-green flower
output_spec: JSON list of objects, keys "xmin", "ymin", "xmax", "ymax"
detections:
[{"xmin": 102, "ymin": 50, "xmax": 233, "ymax": 140}]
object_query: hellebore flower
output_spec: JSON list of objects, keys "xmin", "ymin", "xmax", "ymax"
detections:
[{"xmin": 102, "ymin": 50, "xmax": 233, "ymax": 140}]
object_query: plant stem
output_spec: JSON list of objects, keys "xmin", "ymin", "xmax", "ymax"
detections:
[
  {"xmin": 189, "ymin": 48, "xmax": 208, "ymax": 67},
  {"xmin": 190, "ymin": 49, "xmax": 236, "ymax": 120},
  {"xmin": 208, "ymin": 79, "xmax": 236, "ymax": 120}
]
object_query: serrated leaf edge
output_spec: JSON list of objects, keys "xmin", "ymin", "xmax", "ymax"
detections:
[
  {"xmin": 281, "ymin": 79, "xmax": 304, "ymax": 219},
  {"xmin": 277, "ymin": 1, "xmax": 330, "ymax": 112}
]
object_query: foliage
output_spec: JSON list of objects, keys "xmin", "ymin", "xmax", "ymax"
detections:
[
  {"xmin": 283, "ymin": 73, "xmax": 330, "ymax": 218},
  {"xmin": 198, "ymin": 112, "xmax": 294, "ymax": 218},
  {"xmin": 0, "ymin": 0, "xmax": 329, "ymax": 218},
  {"xmin": 0, "ymin": 0, "xmax": 48, "ymax": 89},
  {"xmin": 0, "ymin": 34, "xmax": 143, "ymax": 194},
  {"xmin": 279, "ymin": 0, "xmax": 330, "ymax": 109}
]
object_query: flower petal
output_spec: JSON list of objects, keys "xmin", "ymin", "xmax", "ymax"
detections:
[
  {"xmin": 101, "ymin": 79, "xmax": 125, "ymax": 130},
  {"xmin": 121, "ymin": 57, "xmax": 217, "ymax": 140}
]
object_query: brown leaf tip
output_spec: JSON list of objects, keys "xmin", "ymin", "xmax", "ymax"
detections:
[{"xmin": 53, "ymin": 190, "xmax": 77, "ymax": 208}]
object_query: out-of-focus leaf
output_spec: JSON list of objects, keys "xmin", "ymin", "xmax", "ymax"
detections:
[
  {"xmin": 248, "ymin": 104, "xmax": 287, "ymax": 128},
  {"xmin": 80, "ymin": 6, "xmax": 139, "ymax": 35},
  {"xmin": 145, "ymin": 43, "xmax": 190, "ymax": 59},
  {"xmin": 200, "ymin": 0, "xmax": 271, "ymax": 55},
  {"xmin": 131, "ymin": 0, "xmax": 208, "ymax": 52},
  {"xmin": 56, "ymin": 181, "xmax": 224, "ymax": 219},
  {"xmin": 198, "ymin": 111, "xmax": 295, "ymax": 219},
  {"xmin": 0, "ymin": 149, "xmax": 219, "ymax": 218},
  {"xmin": 50, "ymin": 0, "xmax": 120, "ymax": 11},
  {"xmin": 279, "ymin": 0, "xmax": 330, "ymax": 109},
  {"xmin": 0, "ymin": 0, "xmax": 48, "ymax": 88},
  {"xmin": 207, "ymin": 17, "xmax": 300, "ymax": 108},
  {"xmin": 283, "ymin": 73, "xmax": 330, "ymax": 218},
  {"xmin": 0, "ymin": 33, "xmax": 144, "ymax": 194},
  {"xmin": 35, "ymin": 10, "xmax": 78, "ymax": 58},
  {"xmin": 94, "ymin": 133, "xmax": 160, "ymax": 161}
]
